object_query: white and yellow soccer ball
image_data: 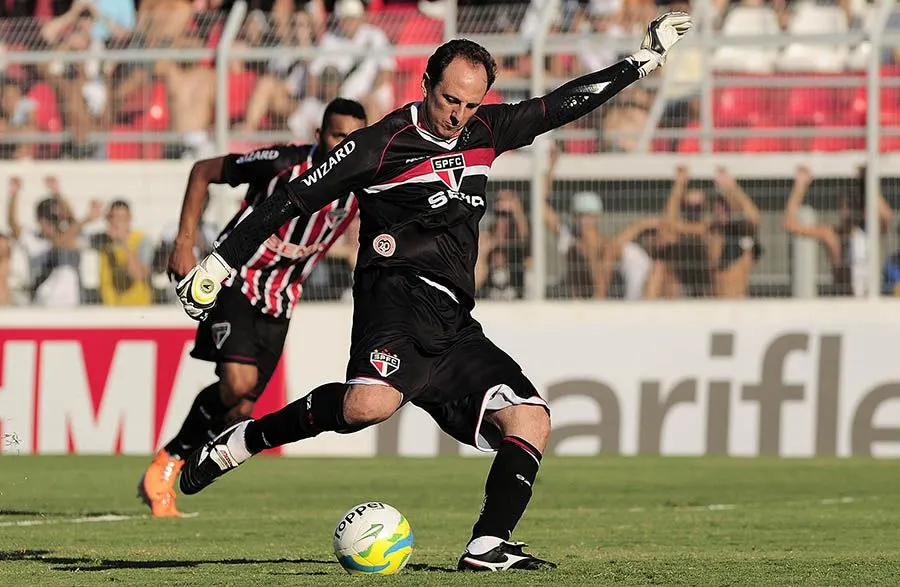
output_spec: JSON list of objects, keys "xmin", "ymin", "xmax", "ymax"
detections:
[{"xmin": 332, "ymin": 502, "xmax": 413, "ymax": 575}]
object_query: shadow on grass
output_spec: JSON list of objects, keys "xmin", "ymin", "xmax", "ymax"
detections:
[
  {"xmin": 1, "ymin": 549, "xmax": 458, "ymax": 574},
  {"xmin": 0, "ymin": 509, "xmax": 137, "ymax": 517},
  {"xmin": 1, "ymin": 549, "xmax": 335, "ymax": 573}
]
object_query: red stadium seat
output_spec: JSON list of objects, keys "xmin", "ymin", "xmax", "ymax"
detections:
[
  {"xmin": 563, "ymin": 138, "xmax": 599, "ymax": 154},
  {"xmin": 27, "ymin": 82, "xmax": 62, "ymax": 132},
  {"xmin": 676, "ymin": 121, "xmax": 700, "ymax": 153},
  {"xmin": 109, "ymin": 82, "xmax": 169, "ymax": 160},
  {"xmin": 676, "ymin": 121, "xmax": 742, "ymax": 153},
  {"xmin": 228, "ymin": 70, "xmax": 257, "ymax": 121},
  {"xmin": 26, "ymin": 82, "xmax": 62, "ymax": 158},
  {"xmin": 713, "ymin": 85, "xmax": 765, "ymax": 127},
  {"xmin": 743, "ymin": 135, "xmax": 788, "ymax": 152},
  {"xmin": 107, "ymin": 124, "xmax": 143, "ymax": 160},
  {"xmin": 881, "ymin": 136, "xmax": 900, "ymax": 152},
  {"xmin": 810, "ymin": 134, "xmax": 863, "ymax": 152},
  {"xmin": 785, "ymin": 86, "xmax": 840, "ymax": 126}
]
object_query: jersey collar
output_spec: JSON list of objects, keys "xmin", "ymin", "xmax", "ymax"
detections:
[{"xmin": 410, "ymin": 102, "xmax": 460, "ymax": 151}]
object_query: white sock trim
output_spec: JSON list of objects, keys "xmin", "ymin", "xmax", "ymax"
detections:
[{"xmin": 224, "ymin": 421, "xmax": 253, "ymax": 464}]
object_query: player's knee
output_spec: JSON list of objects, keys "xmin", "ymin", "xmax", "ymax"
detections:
[
  {"xmin": 220, "ymin": 364, "xmax": 259, "ymax": 404},
  {"xmin": 227, "ymin": 399, "xmax": 256, "ymax": 422},
  {"xmin": 343, "ymin": 384, "xmax": 402, "ymax": 427},
  {"xmin": 492, "ymin": 404, "xmax": 552, "ymax": 453}
]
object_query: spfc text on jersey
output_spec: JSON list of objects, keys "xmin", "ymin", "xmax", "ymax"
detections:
[{"xmin": 428, "ymin": 190, "xmax": 485, "ymax": 209}]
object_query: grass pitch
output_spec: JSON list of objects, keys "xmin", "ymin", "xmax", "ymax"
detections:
[{"xmin": 1, "ymin": 455, "xmax": 899, "ymax": 586}]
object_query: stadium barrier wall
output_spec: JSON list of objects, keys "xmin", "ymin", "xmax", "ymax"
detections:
[{"xmin": 2, "ymin": 300, "xmax": 899, "ymax": 458}]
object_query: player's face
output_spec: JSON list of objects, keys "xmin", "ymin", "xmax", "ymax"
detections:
[
  {"xmin": 422, "ymin": 57, "xmax": 488, "ymax": 139},
  {"xmin": 318, "ymin": 114, "xmax": 366, "ymax": 153}
]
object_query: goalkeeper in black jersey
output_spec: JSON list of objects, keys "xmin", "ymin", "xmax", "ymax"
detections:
[{"xmin": 174, "ymin": 13, "xmax": 692, "ymax": 571}]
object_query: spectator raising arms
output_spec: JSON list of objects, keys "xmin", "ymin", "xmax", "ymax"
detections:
[
  {"xmin": 707, "ymin": 167, "xmax": 762, "ymax": 298},
  {"xmin": 644, "ymin": 165, "xmax": 715, "ymax": 299},
  {"xmin": 6, "ymin": 175, "xmax": 102, "ymax": 307},
  {"xmin": 784, "ymin": 165, "xmax": 894, "ymax": 297},
  {"xmin": 542, "ymin": 145, "xmax": 606, "ymax": 299}
]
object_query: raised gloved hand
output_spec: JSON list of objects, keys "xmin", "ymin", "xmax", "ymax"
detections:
[{"xmin": 627, "ymin": 12, "xmax": 693, "ymax": 78}]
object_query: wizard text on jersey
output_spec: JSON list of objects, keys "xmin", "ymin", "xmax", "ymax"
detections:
[{"xmin": 300, "ymin": 140, "xmax": 357, "ymax": 187}]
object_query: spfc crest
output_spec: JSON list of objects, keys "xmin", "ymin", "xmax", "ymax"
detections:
[
  {"xmin": 369, "ymin": 349, "xmax": 400, "ymax": 378},
  {"xmin": 325, "ymin": 206, "xmax": 348, "ymax": 229},
  {"xmin": 431, "ymin": 153, "xmax": 465, "ymax": 191}
]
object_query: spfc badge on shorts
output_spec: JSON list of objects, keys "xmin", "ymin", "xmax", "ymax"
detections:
[
  {"xmin": 325, "ymin": 207, "xmax": 348, "ymax": 228},
  {"xmin": 373, "ymin": 234, "xmax": 396, "ymax": 257},
  {"xmin": 370, "ymin": 349, "xmax": 400, "ymax": 378},
  {"xmin": 211, "ymin": 321, "xmax": 231, "ymax": 350}
]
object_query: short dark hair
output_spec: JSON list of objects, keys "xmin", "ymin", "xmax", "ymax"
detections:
[
  {"xmin": 35, "ymin": 198, "xmax": 60, "ymax": 223},
  {"xmin": 424, "ymin": 39, "xmax": 497, "ymax": 91},
  {"xmin": 108, "ymin": 199, "xmax": 130, "ymax": 213},
  {"xmin": 322, "ymin": 98, "xmax": 367, "ymax": 131}
]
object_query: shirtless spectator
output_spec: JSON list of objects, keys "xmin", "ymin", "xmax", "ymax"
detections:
[
  {"xmin": 40, "ymin": 2, "xmax": 130, "ymax": 158},
  {"xmin": 644, "ymin": 166, "xmax": 715, "ymax": 298},
  {"xmin": 236, "ymin": 10, "xmax": 317, "ymax": 135},
  {"xmin": 308, "ymin": 0, "xmax": 396, "ymax": 123},
  {"xmin": 707, "ymin": 167, "xmax": 762, "ymax": 298},
  {"xmin": 601, "ymin": 86, "xmax": 651, "ymax": 153},
  {"xmin": 644, "ymin": 166, "xmax": 763, "ymax": 298},
  {"xmin": 0, "ymin": 76, "xmax": 36, "ymax": 160},
  {"xmin": 784, "ymin": 165, "xmax": 894, "ymax": 297}
]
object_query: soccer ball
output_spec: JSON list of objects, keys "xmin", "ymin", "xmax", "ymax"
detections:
[{"xmin": 332, "ymin": 501, "xmax": 413, "ymax": 575}]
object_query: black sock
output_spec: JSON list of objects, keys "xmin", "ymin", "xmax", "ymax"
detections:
[
  {"xmin": 243, "ymin": 382, "xmax": 348, "ymax": 453},
  {"xmin": 164, "ymin": 383, "xmax": 230, "ymax": 459},
  {"xmin": 216, "ymin": 188, "xmax": 299, "ymax": 269},
  {"xmin": 471, "ymin": 436, "xmax": 542, "ymax": 542}
]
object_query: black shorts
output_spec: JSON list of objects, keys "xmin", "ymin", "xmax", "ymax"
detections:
[
  {"xmin": 191, "ymin": 284, "xmax": 290, "ymax": 399},
  {"xmin": 346, "ymin": 270, "xmax": 548, "ymax": 451}
]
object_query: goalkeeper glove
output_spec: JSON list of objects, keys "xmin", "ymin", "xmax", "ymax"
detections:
[{"xmin": 628, "ymin": 12, "xmax": 693, "ymax": 78}]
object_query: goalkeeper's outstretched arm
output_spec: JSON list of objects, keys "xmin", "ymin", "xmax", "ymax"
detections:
[{"xmin": 538, "ymin": 12, "xmax": 692, "ymax": 135}]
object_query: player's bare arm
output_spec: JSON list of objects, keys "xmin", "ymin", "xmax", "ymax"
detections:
[
  {"xmin": 170, "ymin": 157, "xmax": 226, "ymax": 279},
  {"xmin": 6, "ymin": 177, "xmax": 22, "ymax": 240}
]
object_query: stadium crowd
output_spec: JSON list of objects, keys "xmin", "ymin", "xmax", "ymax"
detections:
[
  {"xmin": 0, "ymin": 0, "xmax": 898, "ymax": 307},
  {"xmin": 3, "ymin": 160, "xmax": 899, "ymax": 308},
  {"xmin": 0, "ymin": 0, "xmax": 892, "ymax": 159}
]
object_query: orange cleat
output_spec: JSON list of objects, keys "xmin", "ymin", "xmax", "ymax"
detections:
[{"xmin": 138, "ymin": 449, "xmax": 184, "ymax": 518}]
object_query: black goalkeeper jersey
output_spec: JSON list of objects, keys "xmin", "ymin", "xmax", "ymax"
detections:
[
  {"xmin": 279, "ymin": 58, "xmax": 644, "ymax": 308},
  {"xmin": 282, "ymin": 100, "xmax": 547, "ymax": 308}
]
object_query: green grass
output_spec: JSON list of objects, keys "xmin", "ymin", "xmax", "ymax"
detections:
[{"xmin": 1, "ymin": 456, "xmax": 899, "ymax": 586}]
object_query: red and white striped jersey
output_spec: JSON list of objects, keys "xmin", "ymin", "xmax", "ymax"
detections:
[{"xmin": 217, "ymin": 144, "xmax": 358, "ymax": 319}]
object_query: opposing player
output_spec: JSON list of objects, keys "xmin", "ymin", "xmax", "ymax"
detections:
[
  {"xmin": 138, "ymin": 98, "xmax": 367, "ymax": 517},
  {"xmin": 174, "ymin": 15, "xmax": 691, "ymax": 568}
]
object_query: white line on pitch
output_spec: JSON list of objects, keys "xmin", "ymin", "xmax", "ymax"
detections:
[
  {"xmin": 623, "ymin": 496, "xmax": 862, "ymax": 514},
  {"xmin": 0, "ymin": 512, "xmax": 199, "ymax": 528}
]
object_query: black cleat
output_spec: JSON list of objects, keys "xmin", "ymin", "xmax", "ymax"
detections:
[
  {"xmin": 179, "ymin": 420, "xmax": 251, "ymax": 495},
  {"xmin": 457, "ymin": 540, "xmax": 557, "ymax": 572}
]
